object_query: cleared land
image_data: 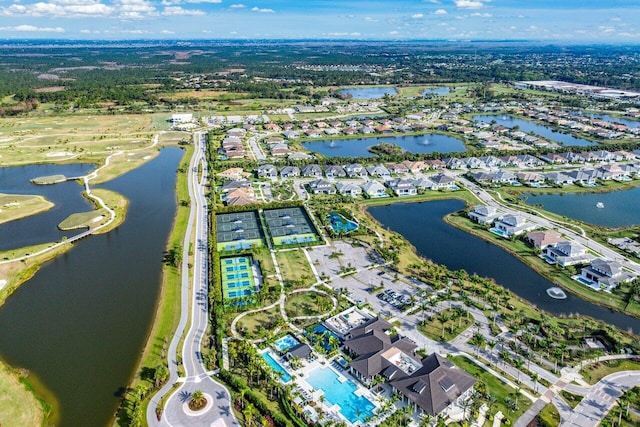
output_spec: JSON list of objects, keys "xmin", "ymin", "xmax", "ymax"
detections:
[{"xmin": 0, "ymin": 193, "xmax": 53, "ymax": 225}]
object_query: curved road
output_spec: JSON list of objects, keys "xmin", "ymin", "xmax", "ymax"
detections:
[{"xmin": 147, "ymin": 131, "xmax": 239, "ymax": 427}]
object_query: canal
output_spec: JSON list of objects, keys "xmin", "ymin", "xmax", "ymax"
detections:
[
  {"xmin": 368, "ymin": 199, "xmax": 640, "ymax": 333},
  {"xmin": 0, "ymin": 147, "xmax": 183, "ymax": 426}
]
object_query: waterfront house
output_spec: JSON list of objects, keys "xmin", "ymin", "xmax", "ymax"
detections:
[
  {"xmin": 580, "ymin": 258, "xmax": 636, "ymax": 291},
  {"xmin": 413, "ymin": 177, "xmax": 436, "ymax": 190},
  {"xmin": 517, "ymin": 172, "xmax": 545, "ymax": 186},
  {"xmin": 362, "ymin": 181, "xmax": 388, "ymax": 198},
  {"xmin": 545, "ymin": 172, "xmax": 575, "ymax": 186},
  {"xmin": 387, "ymin": 179, "xmax": 417, "ymax": 196},
  {"xmin": 494, "ymin": 214, "xmax": 536, "ymax": 237},
  {"xmin": 429, "ymin": 174, "xmax": 456, "ymax": 190},
  {"xmin": 468, "ymin": 205, "xmax": 500, "ymax": 226},
  {"xmin": 489, "ymin": 170, "xmax": 517, "ymax": 184},
  {"xmin": 525, "ymin": 230, "xmax": 563, "ymax": 249},
  {"xmin": 388, "ymin": 163, "xmax": 410, "ymax": 175},
  {"xmin": 443, "ymin": 157, "xmax": 464, "ymax": 170},
  {"xmin": 467, "ymin": 171, "xmax": 493, "ymax": 185},
  {"xmin": 271, "ymin": 143, "xmax": 292, "ymax": 157},
  {"xmin": 425, "ymin": 159, "xmax": 446, "ymax": 170},
  {"xmin": 545, "ymin": 241, "xmax": 594, "ymax": 267},
  {"xmin": 402, "ymin": 160, "xmax": 428, "ymax": 173},
  {"xmin": 282, "ymin": 130, "xmax": 300, "ymax": 139}
]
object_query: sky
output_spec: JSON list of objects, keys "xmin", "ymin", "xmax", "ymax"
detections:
[{"xmin": 0, "ymin": 0, "xmax": 639, "ymax": 41}]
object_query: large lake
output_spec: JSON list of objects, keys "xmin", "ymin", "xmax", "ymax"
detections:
[
  {"xmin": 472, "ymin": 114, "xmax": 598, "ymax": 147},
  {"xmin": 340, "ymin": 87, "xmax": 397, "ymax": 99},
  {"xmin": 586, "ymin": 113, "xmax": 640, "ymax": 129},
  {"xmin": 522, "ymin": 188, "xmax": 640, "ymax": 227},
  {"xmin": 0, "ymin": 147, "xmax": 183, "ymax": 426},
  {"xmin": 0, "ymin": 163, "xmax": 95, "ymax": 251},
  {"xmin": 423, "ymin": 87, "xmax": 450, "ymax": 96},
  {"xmin": 368, "ymin": 199, "xmax": 640, "ymax": 333},
  {"xmin": 302, "ymin": 134, "xmax": 466, "ymax": 158}
]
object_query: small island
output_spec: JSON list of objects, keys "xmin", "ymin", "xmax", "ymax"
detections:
[
  {"xmin": 367, "ymin": 142, "xmax": 404, "ymax": 156},
  {"xmin": 0, "ymin": 193, "xmax": 54, "ymax": 225}
]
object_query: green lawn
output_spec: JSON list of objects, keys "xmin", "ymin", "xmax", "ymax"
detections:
[
  {"xmin": 580, "ymin": 358, "xmax": 640, "ymax": 385},
  {"xmin": 418, "ymin": 308, "xmax": 474, "ymax": 342},
  {"xmin": 0, "ymin": 363, "xmax": 46, "ymax": 427},
  {"xmin": 284, "ymin": 291, "xmax": 333, "ymax": 318},
  {"xmin": 449, "ymin": 355, "xmax": 532, "ymax": 425},
  {"xmin": 275, "ymin": 249, "xmax": 315, "ymax": 287},
  {"xmin": 560, "ymin": 390, "xmax": 583, "ymax": 409},
  {"xmin": 537, "ymin": 403, "xmax": 560, "ymax": 427},
  {"xmin": 236, "ymin": 306, "xmax": 283, "ymax": 339},
  {"xmin": 58, "ymin": 209, "xmax": 109, "ymax": 230}
]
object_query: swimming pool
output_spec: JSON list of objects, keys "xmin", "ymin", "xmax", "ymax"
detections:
[
  {"xmin": 306, "ymin": 367, "xmax": 376, "ymax": 424},
  {"xmin": 273, "ymin": 334, "xmax": 300, "ymax": 353},
  {"xmin": 261, "ymin": 351, "xmax": 292, "ymax": 382},
  {"xmin": 328, "ymin": 212, "xmax": 359, "ymax": 234}
]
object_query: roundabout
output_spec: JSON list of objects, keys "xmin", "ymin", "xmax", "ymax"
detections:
[{"xmin": 182, "ymin": 392, "xmax": 214, "ymax": 416}]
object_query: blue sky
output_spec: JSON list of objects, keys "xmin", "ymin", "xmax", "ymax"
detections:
[{"xmin": 0, "ymin": 0, "xmax": 638, "ymax": 41}]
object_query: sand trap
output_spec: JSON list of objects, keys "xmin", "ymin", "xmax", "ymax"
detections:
[
  {"xmin": 46, "ymin": 152, "xmax": 73, "ymax": 157},
  {"xmin": 0, "ymin": 280, "xmax": 7, "ymax": 291},
  {"xmin": 4, "ymin": 202, "xmax": 20, "ymax": 207},
  {"xmin": 92, "ymin": 215, "xmax": 104, "ymax": 223},
  {"xmin": 143, "ymin": 155, "xmax": 151, "ymax": 160}
]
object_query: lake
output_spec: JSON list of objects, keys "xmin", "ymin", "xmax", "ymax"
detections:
[
  {"xmin": 0, "ymin": 163, "xmax": 95, "ymax": 251},
  {"xmin": 368, "ymin": 199, "xmax": 640, "ymax": 333},
  {"xmin": 340, "ymin": 87, "xmax": 397, "ymax": 99},
  {"xmin": 472, "ymin": 114, "xmax": 598, "ymax": 147},
  {"xmin": 302, "ymin": 134, "xmax": 467, "ymax": 158},
  {"xmin": 585, "ymin": 113, "xmax": 640, "ymax": 129},
  {"xmin": 423, "ymin": 87, "xmax": 450, "ymax": 96},
  {"xmin": 0, "ymin": 147, "xmax": 183, "ymax": 426},
  {"xmin": 522, "ymin": 188, "xmax": 640, "ymax": 227}
]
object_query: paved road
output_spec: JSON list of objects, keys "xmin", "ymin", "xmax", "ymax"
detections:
[
  {"xmin": 560, "ymin": 371, "xmax": 640, "ymax": 427},
  {"xmin": 147, "ymin": 131, "xmax": 239, "ymax": 427}
]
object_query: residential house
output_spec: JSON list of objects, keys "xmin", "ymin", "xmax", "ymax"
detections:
[
  {"xmin": 308, "ymin": 179, "xmax": 336, "ymax": 195},
  {"xmin": 387, "ymin": 178, "xmax": 417, "ymax": 196},
  {"xmin": 324, "ymin": 165, "xmax": 347, "ymax": 178},
  {"xmin": 282, "ymin": 130, "xmax": 300, "ymax": 139},
  {"xmin": 443, "ymin": 157, "xmax": 464, "ymax": 170},
  {"xmin": 344, "ymin": 163, "xmax": 367, "ymax": 178},
  {"xmin": 336, "ymin": 181, "xmax": 363, "ymax": 198},
  {"xmin": 429, "ymin": 174, "xmax": 456, "ymax": 190},
  {"xmin": 388, "ymin": 163, "xmax": 410, "ymax": 175},
  {"xmin": 424, "ymin": 159, "xmax": 446, "ymax": 170},
  {"xmin": 517, "ymin": 172, "xmax": 545, "ymax": 186},
  {"xmin": 402, "ymin": 160, "xmax": 428, "ymax": 173},
  {"xmin": 489, "ymin": 170, "xmax": 517, "ymax": 184},
  {"xmin": 494, "ymin": 214, "xmax": 536, "ymax": 237},
  {"xmin": 362, "ymin": 181, "xmax": 388, "ymax": 198},
  {"xmin": 525, "ymin": 230, "xmax": 563, "ymax": 249},
  {"xmin": 271, "ymin": 143, "xmax": 291, "ymax": 157},
  {"xmin": 461, "ymin": 157, "xmax": 484, "ymax": 169},
  {"xmin": 477, "ymin": 156, "xmax": 505, "ymax": 169},
  {"xmin": 217, "ymin": 168, "xmax": 249, "ymax": 181},
  {"xmin": 545, "ymin": 172, "xmax": 575, "ymax": 186},
  {"xmin": 413, "ymin": 177, "xmax": 436, "ymax": 190},
  {"xmin": 468, "ymin": 205, "xmax": 500, "ymax": 226},
  {"xmin": 580, "ymin": 258, "xmax": 636, "ymax": 291},
  {"xmin": 516, "ymin": 154, "xmax": 543, "ymax": 167},
  {"xmin": 366, "ymin": 164, "xmax": 391, "ymax": 178},
  {"xmin": 545, "ymin": 241, "xmax": 594, "ymax": 267},
  {"xmin": 221, "ymin": 180, "xmax": 251, "ymax": 193},
  {"xmin": 256, "ymin": 164, "xmax": 278, "ymax": 178},
  {"xmin": 279, "ymin": 166, "xmax": 300, "ymax": 178},
  {"xmin": 301, "ymin": 164, "xmax": 323, "ymax": 178}
]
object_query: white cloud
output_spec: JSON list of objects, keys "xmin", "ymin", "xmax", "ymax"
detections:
[
  {"xmin": 229, "ymin": 3, "xmax": 245, "ymax": 8},
  {"xmin": 160, "ymin": 29, "xmax": 174, "ymax": 33},
  {"xmin": 424, "ymin": 0, "xmax": 441, "ymax": 3},
  {"xmin": 471, "ymin": 12, "xmax": 491, "ymax": 17},
  {"xmin": 0, "ymin": 24, "xmax": 65, "ymax": 32},
  {"xmin": 388, "ymin": 30, "xmax": 399, "ymax": 35},
  {"xmin": 251, "ymin": 6, "xmax": 273, "ymax": 13},
  {"xmin": 162, "ymin": 5, "xmax": 204, "ymax": 15},
  {"xmin": 433, "ymin": 9, "xmax": 447, "ymax": 15},
  {"xmin": 1, "ymin": 0, "xmax": 115, "ymax": 18},
  {"xmin": 454, "ymin": 0, "xmax": 484, "ymax": 9},
  {"xmin": 185, "ymin": 0, "xmax": 220, "ymax": 2},
  {"xmin": 364, "ymin": 16, "xmax": 378, "ymax": 22},
  {"xmin": 411, "ymin": 13, "xmax": 423, "ymax": 19}
]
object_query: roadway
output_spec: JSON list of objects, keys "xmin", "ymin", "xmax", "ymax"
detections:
[{"xmin": 147, "ymin": 131, "xmax": 239, "ymax": 427}]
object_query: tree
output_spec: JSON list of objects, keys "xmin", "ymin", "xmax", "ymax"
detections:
[
  {"xmin": 531, "ymin": 372, "xmax": 539, "ymax": 393},
  {"xmin": 154, "ymin": 364, "xmax": 169, "ymax": 388},
  {"xmin": 512, "ymin": 358, "xmax": 525, "ymax": 384}
]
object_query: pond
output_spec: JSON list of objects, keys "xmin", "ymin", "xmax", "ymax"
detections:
[
  {"xmin": 472, "ymin": 114, "xmax": 598, "ymax": 147},
  {"xmin": 368, "ymin": 199, "xmax": 640, "ymax": 333},
  {"xmin": 423, "ymin": 87, "xmax": 450, "ymax": 96},
  {"xmin": 340, "ymin": 87, "xmax": 397, "ymax": 99},
  {"xmin": 585, "ymin": 113, "xmax": 640, "ymax": 129},
  {"xmin": 522, "ymin": 188, "xmax": 640, "ymax": 227},
  {"xmin": 302, "ymin": 133, "xmax": 467, "ymax": 158},
  {"xmin": 0, "ymin": 147, "xmax": 183, "ymax": 426},
  {"xmin": 0, "ymin": 163, "xmax": 95, "ymax": 251}
]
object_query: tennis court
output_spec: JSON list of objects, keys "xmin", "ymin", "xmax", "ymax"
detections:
[
  {"xmin": 216, "ymin": 211, "xmax": 265, "ymax": 251},
  {"xmin": 221, "ymin": 256, "xmax": 259, "ymax": 302},
  {"xmin": 263, "ymin": 207, "xmax": 319, "ymax": 246}
]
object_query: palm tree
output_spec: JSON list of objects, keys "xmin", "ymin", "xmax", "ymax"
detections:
[
  {"xmin": 512, "ymin": 358, "xmax": 525, "ymax": 383},
  {"xmin": 531, "ymin": 372, "xmax": 539, "ymax": 393},
  {"xmin": 190, "ymin": 390, "xmax": 207, "ymax": 410}
]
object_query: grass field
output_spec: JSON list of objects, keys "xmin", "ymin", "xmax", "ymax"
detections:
[
  {"xmin": 237, "ymin": 306, "xmax": 283, "ymax": 338},
  {"xmin": 58, "ymin": 209, "xmax": 109, "ymax": 230},
  {"xmin": 449, "ymin": 355, "xmax": 532, "ymax": 425},
  {"xmin": 275, "ymin": 249, "xmax": 315, "ymax": 286},
  {"xmin": 284, "ymin": 291, "xmax": 333, "ymax": 318},
  {"xmin": 0, "ymin": 363, "xmax": 46, "ymax": 427},
  {"xmin": 538, "ymin": 403, "xmax": 560, "ymax": 427},
  {"xmin": 580, "ymin": 358, "xmax": 640, "ymax": 384},
  {"xmin": 0, "ymin": 194, "xmax": 53, "ymax": 225}
]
